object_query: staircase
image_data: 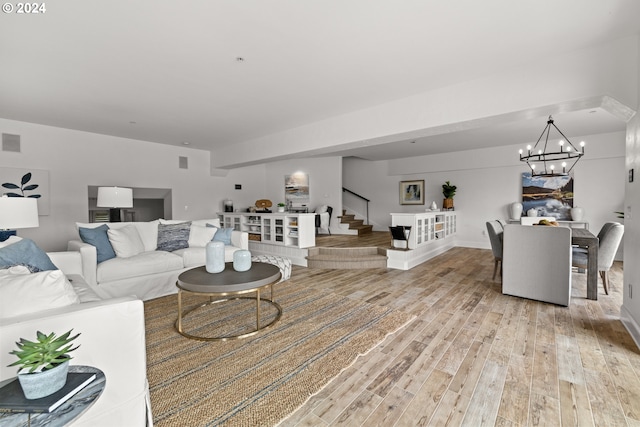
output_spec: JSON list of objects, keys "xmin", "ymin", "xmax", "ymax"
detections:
[
  {"xmin": 306, "ymin": 247, "xmax": 387, "ymax": 269},
  {"xmin": 338, "ymin": 210, "xmax": 373, "ymax": 235}
]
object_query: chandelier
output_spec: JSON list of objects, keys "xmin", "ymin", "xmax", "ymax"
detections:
[{"xmin": 519, "ymin": 115, "xmax": 585, "ymax": 176}]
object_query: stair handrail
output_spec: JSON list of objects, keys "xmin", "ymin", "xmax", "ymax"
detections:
[{"xmin": 342, "ymin": 187, "xmax": 370, "ymax": 224}]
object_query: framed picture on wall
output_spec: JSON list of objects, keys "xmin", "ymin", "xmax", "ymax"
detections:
[{"xmin": 400, "ymin": 180, "xmax": 424, "ymax": 205}]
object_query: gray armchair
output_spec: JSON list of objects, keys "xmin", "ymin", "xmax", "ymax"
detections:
[
  {"xmin": 572, "ymin": 222, "xmax": 624, "ymax": 295},
  {"xmin": 486, "ymin": 220, "xmax": 504, "ymax": 280}
]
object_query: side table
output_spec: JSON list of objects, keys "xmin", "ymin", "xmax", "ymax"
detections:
[{"xmin": 0, "ymin": 365, "xmax": 105, "ymax": 427}]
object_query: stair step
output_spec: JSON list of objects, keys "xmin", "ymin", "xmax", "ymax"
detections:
[{"xmin": 307, "ymin": 247, "xmax": 388, "ymax": 269}]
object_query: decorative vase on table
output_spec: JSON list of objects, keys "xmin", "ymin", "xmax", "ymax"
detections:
[
  {"xmin": 571, "ymin": 206, "xmax": 584, "ymax": 221},
  {"xmin": 205, "ymin": 241, "xmax": 225, "ymax": 273},
  {"xmin": 430, "ymin": 201, "xmax": 438, "ymax": 211},
  {"xmin": 510, "ymin": 202, "xmax": 523, "ymax": 220},
  {"xmin": 527, "ymin": 208, "xmax": 538, "ymax": 217},
  {"xmin": 233, "ymin": 250, "xmax": 252, "ymax": 272}
]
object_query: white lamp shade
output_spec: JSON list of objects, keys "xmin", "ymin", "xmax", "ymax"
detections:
[
  {"xmin": 97, "ymin": 187, "xmax": 133, "ymax": 208},
  {"xmin": 0, "ymin": 197, "xmax": 39, "ymax": 229}
]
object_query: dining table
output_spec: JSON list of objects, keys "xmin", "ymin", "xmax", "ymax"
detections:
[{"xmin": 571, "ymin": 228, "xmax": 599, "ymax": 300}]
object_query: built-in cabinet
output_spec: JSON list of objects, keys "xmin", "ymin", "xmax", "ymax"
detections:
[
  {"xmin": 219, "ymin": 213, "xmax": 316, "ymax": 248},
  {"xmin": 391, "ymin": 212, "xmax": 457, "ymax": 250}
]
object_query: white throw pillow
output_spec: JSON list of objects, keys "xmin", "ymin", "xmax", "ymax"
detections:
[
  {"xmin": 107, "ymin": 225, "xmax": 145, "ymax": 258},
  {"xmin": 188, "ymin": 224, "xmax": 217, "ymax": 247},
  {"xmin": 135, "ymin": 220, "xmax": 160, "ymax": 252},
  {"xmin": 0, "ymin": 269, "xmax": 80, "ymax": 319}
]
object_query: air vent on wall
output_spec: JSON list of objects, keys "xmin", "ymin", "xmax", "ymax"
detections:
[
  {"xmin": 2, "ymin": 133, "xmax": 20, "ymax": 152},
  {"xmin": 179, "ymin": 156, "xmax": 188, "ymax": 169}
]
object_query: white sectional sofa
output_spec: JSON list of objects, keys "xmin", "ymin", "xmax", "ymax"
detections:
[
  {"xmin": 68, "ymin": 219, "xmax": 248, "ymax": 301},
  {"xmin": 0, "ymin": 249, "xmax": 151, "ymax": 427}
]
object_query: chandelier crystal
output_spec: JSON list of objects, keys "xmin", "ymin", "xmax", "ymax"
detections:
[{"xmin": 519, "ymin": 115, "xmax": 585, "ymax": 176}]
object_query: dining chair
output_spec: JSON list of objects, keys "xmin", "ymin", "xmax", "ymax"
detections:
[
  {"xmin": 502, "ymin": 224, "xmax": 572, "ymax": 306},
  {"xmin": 572, "ymin": 222, "xmax": 624, "ymax": 295},
  {"xmin": 485, "ymin": 220, "xmax": 504, "ymax": 280}
]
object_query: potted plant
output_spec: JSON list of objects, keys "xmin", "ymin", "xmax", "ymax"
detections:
[
  {"xmin": 442, "ymin": 181, "xmax": 457, "ymax": 210},
  {"xmin": 277, "ymin": 202, "xmax": 286, "ymax": 213},
  {"xmin": 8, "ymin": 330, "xmax": 80, "ymax": 399}
]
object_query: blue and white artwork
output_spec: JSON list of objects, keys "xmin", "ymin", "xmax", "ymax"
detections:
[{"xmin": 521, "ymin": 173, "xmax": 573, "ymax": 220}]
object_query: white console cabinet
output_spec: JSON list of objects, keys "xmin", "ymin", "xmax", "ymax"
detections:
[
  {"xmin": 389, "ymin": 212, "xmax": 457, "ymax": 270},
  {"xmin": 219, "ymin": 212, "xmax": 315, "ymax": 249}
]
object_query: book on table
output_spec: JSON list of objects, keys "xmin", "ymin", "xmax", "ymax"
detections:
[{"xmin": 0, "ymin": 372, "xmax": 96, "ymax": 414}]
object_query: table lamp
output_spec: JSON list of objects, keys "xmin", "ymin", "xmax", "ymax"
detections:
[
  {"xmin": 96, "ymin": 186, "xmax": 133, "ymax": 222},
  {"xmin": 0, "ymin": 196, "xmax": 40, "ymax": 242}
]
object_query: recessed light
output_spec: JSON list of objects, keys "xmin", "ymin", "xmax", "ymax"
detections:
[
  {"xmin": 182, "ymin": 141, "xmax": 190, "ymax": 146},
  {"xmin": 236, "ymin": 57, "xmax": 245, "ymax": 62}
]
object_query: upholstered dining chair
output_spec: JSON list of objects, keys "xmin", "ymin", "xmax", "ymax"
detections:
[
  {"xmin": 486, "ymin": 220, "xmax": 504, "ymax": 280},
  {"xmin": 572, "ymin": 222, "xmax": 624, "ymax": 295}
]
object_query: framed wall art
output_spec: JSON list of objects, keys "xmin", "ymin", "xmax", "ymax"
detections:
[{"xmin": 400, "ymin": 180, "xmax": 424, "ymax": 205}]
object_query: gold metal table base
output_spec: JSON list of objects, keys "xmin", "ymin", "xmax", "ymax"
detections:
[{"xmin": 175, "ymin": 286, "xmax": 283, "ymax": 341}]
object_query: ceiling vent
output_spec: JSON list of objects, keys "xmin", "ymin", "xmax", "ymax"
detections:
[
  {"xmin": 2, "ymin": 133, "xmax": 21, "ymax": 152},
  {"xmin": 179, "ymin": 156, "xmax": 188, "ymax": 169}
]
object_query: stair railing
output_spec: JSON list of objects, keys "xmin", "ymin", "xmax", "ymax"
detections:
[{"xmin": 342, "ymin": 187, "xmax": 370, "ymax": 224}]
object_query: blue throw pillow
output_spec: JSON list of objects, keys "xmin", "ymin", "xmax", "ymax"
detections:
[
  {"xmin": 157, "ymin": 222, "xmax": 191, "ymax": 252},
  {"xmin": 0, "ymin": 238, "xmax": 57, "ymax": 272},
  {"xmin": 212, "ymin": 227, "xmax": 234, "ymax": 246},
  {"xmin": 79, "ymin": 225, "xmax": 116, "ymax": 263}
]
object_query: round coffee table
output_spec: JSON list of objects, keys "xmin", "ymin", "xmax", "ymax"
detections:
[{"xmin": 175, "ymin": 262, "xmax": 282, "ymax": 341}]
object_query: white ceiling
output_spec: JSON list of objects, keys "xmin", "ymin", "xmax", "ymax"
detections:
[{"xmin": 1, "ymin": 0, "xmax": 639, "ymax": 162}]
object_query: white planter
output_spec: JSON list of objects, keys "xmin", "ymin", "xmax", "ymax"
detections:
[
  {"xmin": 18, "ymin": 360, "xmax": 69, "ymax": 400},
  {"xmin": 527, "ymin": 208, "xmax": 538, "ymax": 217},
  {"xmin": 205, "ymin": 241, "xmax": 225, "ymax": 273},
  {"xmin": 510, "ymin": 202, "xmax": 523, "ymax": 220},
  {"xmin": 571, "ymin": 206, "xmax": 585, "ymax": 221}
]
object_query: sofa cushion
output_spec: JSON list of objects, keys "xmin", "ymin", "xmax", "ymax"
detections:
[
  {"xmin": 96, "ymin": 251, "xmax": 184, "ymax": 283},
  {"xmin": 192, "ymin": 218, "xmax": 221, "ymax": 228},
  {"xmin": 173, "ymin": 245, "xmax": 238, "ymax": 267},
  {"xmin": 0, "ymin": 238, "xmax": 57, "ymax": 273},
  {"xmin": 108, "ymin": 225, "xmax": 145, "ymax": 258},
  {"xmin": 188, "ymin": 224, "xmax": 217, "ymax": 247},
  {"xmin": 0, "ymin": 267, "xmax": 80, "ymax": 319},
  {"xmin": 79, "ymin": 224, "xmax": 116, "ymax": 263},
  {"xmin": 157, "ymin": 222, "xmax": 191, "ymax": 252},
  {"xmin": 134, "ymin": 220, "xmax": 160, "ymax": 252},
  {"xmin": 212, "ymin": 227, "xmax": 234, "ymax": 245}
]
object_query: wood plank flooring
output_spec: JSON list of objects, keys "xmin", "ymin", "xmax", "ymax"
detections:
[{"xmin": 278, "ymin": 245, "xmax": 639, "ymax": 426}]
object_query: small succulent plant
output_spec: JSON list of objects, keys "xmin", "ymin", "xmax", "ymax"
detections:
[{"xmin": 8, "ymin": 330, "xmax": 80, "ymax": 374}]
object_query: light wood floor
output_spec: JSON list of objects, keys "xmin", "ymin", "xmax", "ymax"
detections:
[{"xmin": 279, "ymin": 245, "xmax": 639, "ymax": 426}]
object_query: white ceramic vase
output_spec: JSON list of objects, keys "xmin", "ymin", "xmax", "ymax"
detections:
[
  {"xmin": 233, "ymin": 250, "xmax": 252, "ymax": 272},
  {"xmin": 510, "ymin": 202, "xmax": 523, "ymax": 220},
  {"xmin": 571, "ymin": 206, "xmax": 584, "ymax": 221},
  {"xmin": 205, "ymin": 241, "xmax": 225, "ymax": 273},
  {"xmin": 527, "ymin": 208, "xmax": 538, "ymax": 217}
]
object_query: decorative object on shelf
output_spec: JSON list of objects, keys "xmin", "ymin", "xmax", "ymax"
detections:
[
  {"xmin": 430, "ymin": 201, "xmax": 438, "ymax": 211},
  {"xmin": 527, "ymin": 208, "xmax": 538, "ymax": 217},
  {"xmin": 277, "ymin": 203, "xmax": 285, "ymax": 213},
  {"xmin": 224, "ymin": 199, "xmax": 234, "ymax": 213},
  {"xmin": 96, "ymin": 186, "xmax": 133, "ymax": 222},
  {"xmin": 518, "ymin": 115, "xmax": 585, "ymax": 176},
  {"xmin": 254, "ymin": 199, "xmax": 272, "ymax": 213},
  {"xmin": 534, "ymin": 219, "xmax": 559, "ymax": 226},
  {"xmin": 233, "ymin": 249, "xmax": 252, "ymax": 272},
  {"xmin": 510, "ymin": 202, "xmax": 523, "ymax": 220},
  {"xmin": 0, "ymin": 195, "xmax": 39, "ymax": 241},
  {"xmin": 442, "ymin": 181, "xmax": 456, "ymax": 210},
  {"xmin": 571, "ymin": 206, "xmax": 585, "ymax": 221},
  {"xmin": 205, "ymin": 241, "xmax": 225, "ymax": 273},
  {"xmin": 400, "ymin": 180, "xmax": 425, "ymax": 205},
  {"xmin": 8, "ymin": 330, "xmax": 80, "ymax": 399}
]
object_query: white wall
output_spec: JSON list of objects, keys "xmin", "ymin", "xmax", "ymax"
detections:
[
  {"xmin": 344, "ymin": 131, "xmax": 626, "ymax": 249},
  {"xmin": 0, "ymin": 119, "xmax": 264, "ymax": 251}
]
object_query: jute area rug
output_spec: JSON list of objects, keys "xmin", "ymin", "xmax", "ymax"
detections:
[{"xmin": 144, "ymin": 280, "xmax": 414, "ymax": 426}]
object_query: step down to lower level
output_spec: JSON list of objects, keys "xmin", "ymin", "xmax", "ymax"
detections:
[{"xmin": 307, "ymin": 247, "xmax": 387, "ymax": 269}]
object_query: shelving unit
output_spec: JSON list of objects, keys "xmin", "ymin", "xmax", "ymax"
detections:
[
  {"xmin": 389, "ymin": 211, "xmax": 458, "ymax": 270},
  {"xmin": 219, "ymin": 212, "xmax": 315, "ymax": 249}
]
